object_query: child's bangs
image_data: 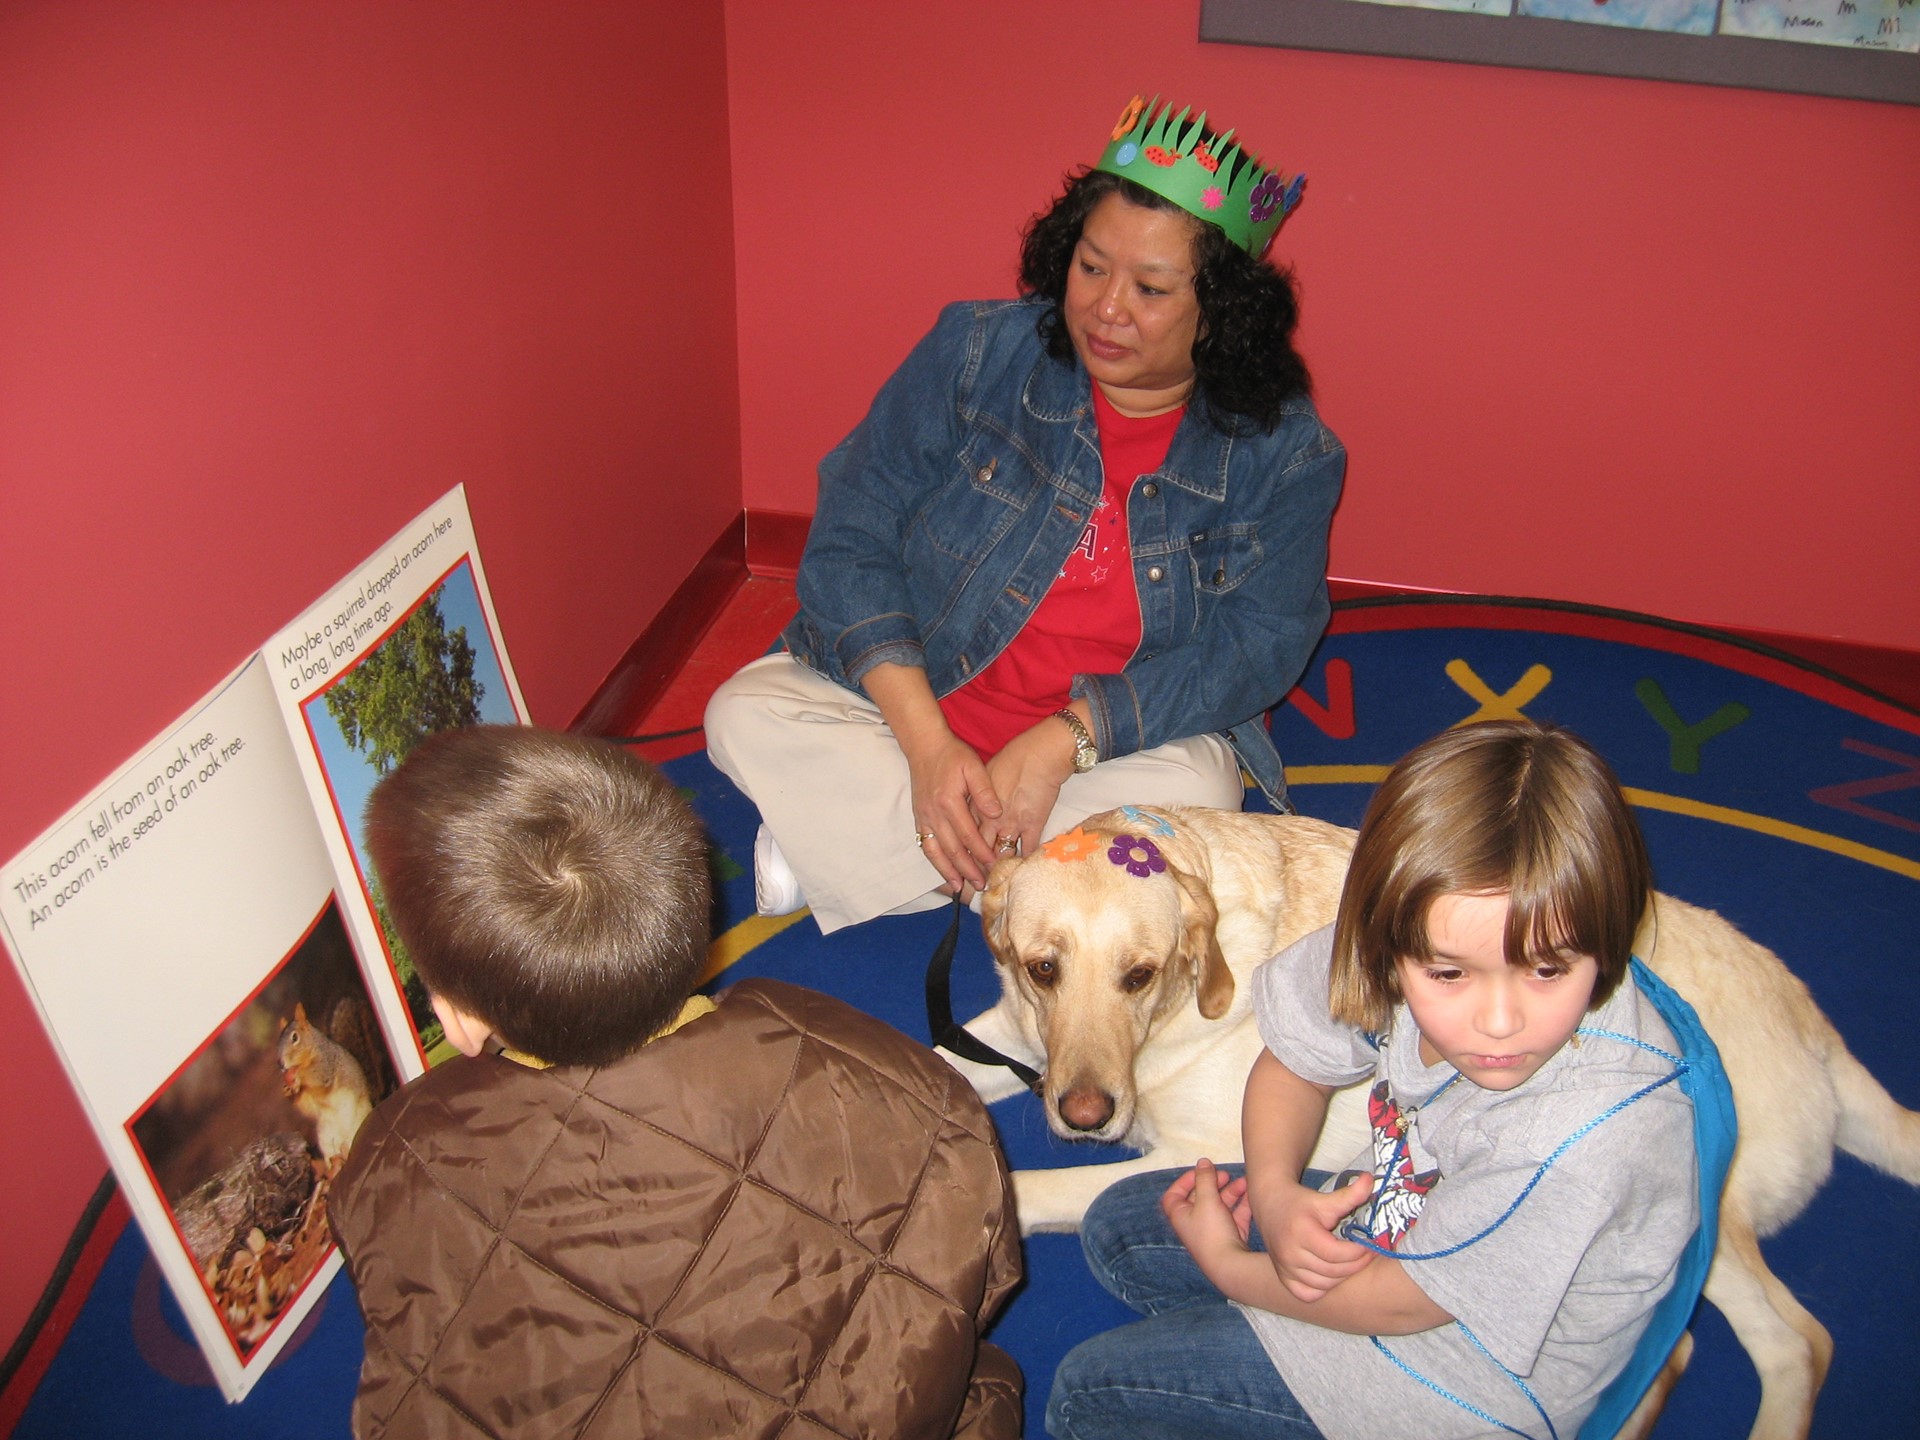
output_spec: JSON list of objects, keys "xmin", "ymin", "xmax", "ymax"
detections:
[{"xmin": 1502, "ymin": 851, "xmax": 1604, "ymax": 966}]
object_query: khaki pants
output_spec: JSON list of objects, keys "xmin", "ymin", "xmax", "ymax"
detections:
[{"xmin": 704, "ymin": 654, "xmax": 1245, "ymax": 933}]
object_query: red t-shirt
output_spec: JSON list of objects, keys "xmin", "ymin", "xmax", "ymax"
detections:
[{"xmin": 939, "ymin": 388, "xmax": 1183, "ymax": 757}]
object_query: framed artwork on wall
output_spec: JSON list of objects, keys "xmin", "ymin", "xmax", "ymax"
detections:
[{"xmin": 1200, "ymin": 0, "xmax": 1920, "ymax": 105}]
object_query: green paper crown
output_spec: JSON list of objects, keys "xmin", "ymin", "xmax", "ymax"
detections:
[{"xmin": 1093, "ymin": 94, "xmax": 1304, "ymax": 255}]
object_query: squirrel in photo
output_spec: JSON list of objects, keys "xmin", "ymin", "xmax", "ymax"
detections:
[
  {"xmin": 322, "ymin": 993, "xmax": 396, "ymax": 1103},
  {"xmin": 278, "ymin": 1002, "xmax": 374, "ymax": 1166}
]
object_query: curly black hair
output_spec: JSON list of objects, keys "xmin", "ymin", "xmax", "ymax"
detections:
[{"xmin": 1018, "ymin": 168, "xmax": 1311, "ymax": 434}]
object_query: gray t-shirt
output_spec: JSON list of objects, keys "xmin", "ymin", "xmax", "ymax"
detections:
[{"xmin": 1240, "ymin": 926, "xmax": 1699, "ymax": 1440}]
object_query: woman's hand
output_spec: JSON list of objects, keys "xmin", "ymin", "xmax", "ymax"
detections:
[
  {"xmin": 1251, "ymin": 1172, "xmax": 1376, "ymax": 1303},
  {"xmin": 903, "ymin": 731, "xmax": 1004, "ymax": 892},
  {"xmin": 859, "ymin": 662, "xmax": 1004, "ymax": 893},
  {"xmin": 978, "ymin": 710, "xmax": 1081, "ymax": 856}
]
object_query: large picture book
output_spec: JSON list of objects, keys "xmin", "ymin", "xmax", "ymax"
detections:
[{"xmin": 1, "ymin": 485, "xmax": 526, "ymax": 1400}]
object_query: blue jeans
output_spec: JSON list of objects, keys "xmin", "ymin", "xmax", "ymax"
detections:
[{"xmin": 1046, "ymin": 1168, "xmax": 1331, "ymax": 1440}]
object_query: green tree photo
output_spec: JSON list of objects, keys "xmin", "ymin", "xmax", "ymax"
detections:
[
  {"xmin": 368, "ymin": 869, "xmax": 441, "ymax": 1050},
  {"xmin": 324, "ymin": 586, "xmax": 484, "ymax": 775},
  {"xmin": 328, "ymin": 584, "xmax": 484, "ymax": 1066}
]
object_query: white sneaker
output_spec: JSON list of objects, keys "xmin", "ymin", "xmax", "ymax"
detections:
[{"xmin": 753, "ymin": 824, "xmax": 806, "ymax": 917}]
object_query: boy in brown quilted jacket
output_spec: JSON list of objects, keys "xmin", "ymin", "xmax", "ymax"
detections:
[{"xmin": 332, "ymin": 725, "xmax": 1022, "ymax": 1439}]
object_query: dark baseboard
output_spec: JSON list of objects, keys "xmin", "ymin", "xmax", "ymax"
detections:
[
  {"xmin": 1704, "ymin": 624, "xmax": 1919, "ymax": 713},
  {"xmin": 746, "ymin": 509, "xmax": 809, "ymax": 579},
  {"xmin": 0, "ymin": 1175, "xmax": 123, "ymax": 1432},
  {"xmin": 570, "ymin": 515, "xmax": 748, "ymax": 737}
]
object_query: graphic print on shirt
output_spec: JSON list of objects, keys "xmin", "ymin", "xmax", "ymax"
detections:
[
  {"xmin": 1061, "ymin": 494, "xmax": 1120, "ymax": 585},
  {"xmin": 1338, "ymin": 1079, "xmax": 1442, "ymax": 1248}
]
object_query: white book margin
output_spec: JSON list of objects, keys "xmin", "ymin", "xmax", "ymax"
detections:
[{"xmin": 0, "ymin": 663, "xmax": 343, "ymax": 1399}]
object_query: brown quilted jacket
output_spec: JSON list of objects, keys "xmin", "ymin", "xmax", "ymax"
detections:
[{"xmin": 331, "ymin": 978, "xmax": 1023, "ymax": 1438}]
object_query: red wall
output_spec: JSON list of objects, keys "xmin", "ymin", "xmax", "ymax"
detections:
[
  {"xmin": 725, "ymin": 0, "xmax": 1920, "ymax": 651},
  {"xmin": 0, "ymin": 1, "xmax": 741, "ymax": 1349}
]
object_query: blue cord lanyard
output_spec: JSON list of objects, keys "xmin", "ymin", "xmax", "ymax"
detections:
[{"xmin": 1346, "ymin": 1026, "xmax": 1688, "ymax": 1440}]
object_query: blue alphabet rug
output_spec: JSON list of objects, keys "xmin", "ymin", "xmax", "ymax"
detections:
[{"xmin": 12, "ymin": 596, "xmax": 1918, "ymax": 1439}]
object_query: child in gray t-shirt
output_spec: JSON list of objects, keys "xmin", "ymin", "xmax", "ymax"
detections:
[{"xmin": 1048, "ymin": 720, "xmax": 1702, "ymax": 1440}]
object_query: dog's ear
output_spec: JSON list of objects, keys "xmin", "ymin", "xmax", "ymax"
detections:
[
  {"xmin": 980, "ymin": 854, "xmax": 1021, "ymax": 965},
  {"xmin": 1169, "ymin": 864, "xmax": 1234, "ymax": 1019}
]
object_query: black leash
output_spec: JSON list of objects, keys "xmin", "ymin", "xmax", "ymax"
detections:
[{"xmin": 924, "ymin": 897, "xmax": 1042, "ymax": 1091}]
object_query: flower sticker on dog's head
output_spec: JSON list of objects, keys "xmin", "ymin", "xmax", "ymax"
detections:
[
  {"xmin": 1118, "ymin": 805, "xmax": 1175, "ymax": 839},
  {"xmin": 1042, "ymin": 826, "xmax": 1102, "ymax": 863},
  {"xmin": 1109, "ymin": 835, "xmax": 1166, "ymax": 879}
]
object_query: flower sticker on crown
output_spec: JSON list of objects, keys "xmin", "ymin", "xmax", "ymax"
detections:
[
  {"xmin": 1042, "ymin": 826, "xmax": 1102, "ymax": 864},
  {"xmin": 1111, "ymin": 95, "xmax": 1146, "ymax": 141},
  {"xmin": 1248, "ymin": 171, "xmax": 1285, "ymax": 225},
  {"xmin": 1118, "ymin": 806, "xmax": 1175, "ymax": 838},
  {"xmin": 1200, "ymin": 185, "xmax": 1224, "ymax": 212},
  {"xmin": 1109, "ymin": 835, "xmax": 1166, "ymax": 879}
]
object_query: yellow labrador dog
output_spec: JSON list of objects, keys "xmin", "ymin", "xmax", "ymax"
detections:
[
  {"xmin": 942, "ymin": 803, "xmax": 1920, "ymax": 1440},
  {"xmin": 944, "ymin": 805, "xmax": 1364, "ymax": 1228}
]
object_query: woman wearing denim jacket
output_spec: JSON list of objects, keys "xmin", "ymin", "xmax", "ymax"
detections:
[{"xmin": 707, "ymin": 96, "xmax": 1345, "ymax": 934}]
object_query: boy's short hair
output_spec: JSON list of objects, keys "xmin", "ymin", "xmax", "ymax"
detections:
[
  {"xmin": 1328, "ymin": 720, "xmax": 1652, "ymax": 1032},
  {"xmin": 364, "ymin": 725, "xmax": 711, "ymax": 1067}
]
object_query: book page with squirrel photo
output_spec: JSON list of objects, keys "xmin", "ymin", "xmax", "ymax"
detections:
[{"xmin": 1, "ymin": 485, "xmax": 527, "ymax": 1400}]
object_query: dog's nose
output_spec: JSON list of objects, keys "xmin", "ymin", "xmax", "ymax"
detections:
[{"xmin": 1058, "ymin": 1086, "xmax": 1115, "ymax": 1132}]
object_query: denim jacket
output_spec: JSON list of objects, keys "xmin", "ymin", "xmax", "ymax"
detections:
[{"xmin": 782, "ymin": 298, "xmax": 1345, "ymax": 810}]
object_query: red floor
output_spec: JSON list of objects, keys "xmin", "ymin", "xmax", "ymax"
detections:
[
  {"xmin": 613, "ymin": 574, "xmax": 1917, "ymax": 769},
  {"xmin": 618, "ymin": 572, "xmax": 1920, "ymax": 756},
  {"xmin": 610, "ymin": 576, "xmax": 796, "ymax": 765}
]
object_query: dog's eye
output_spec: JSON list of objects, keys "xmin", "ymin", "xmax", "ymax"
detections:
[
  {"xmin": 1026, "ymin": 959, "xmax": 1058, "ymax": 988},
  {"xmin": 1122, "ymin": 965, "xmax": 1155, "ymax": 993}
]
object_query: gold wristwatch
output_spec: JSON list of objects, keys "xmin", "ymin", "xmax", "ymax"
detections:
[{"xmin": 1054, "ymin": 708, "xmax": 1098, "ymax": 773}]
